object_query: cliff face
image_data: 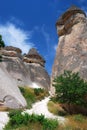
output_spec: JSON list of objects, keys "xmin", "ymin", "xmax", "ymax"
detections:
[{"xmin": 52, "ymin": 6, "xmax": 87, "ymax": 81}]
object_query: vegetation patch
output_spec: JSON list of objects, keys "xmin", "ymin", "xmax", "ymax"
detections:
[
  {"xmin": 47, "ymin": 101, "xmax": 67, "ymax": 116},
  {"xmin": 4, "ymin": 109, "xmax": 58, "ymax": 130},
  {"xmin": 19, "ymin": 87, "xmax": 49, "ymax": 109},
  {"xmin": 53, "ymin": 70, "xmax": 87, "ymax": 114}
]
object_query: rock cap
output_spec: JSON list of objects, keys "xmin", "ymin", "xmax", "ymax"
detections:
[{"xmin": 56, "ymin": 5, "xmax": 86, "ymax": 26}]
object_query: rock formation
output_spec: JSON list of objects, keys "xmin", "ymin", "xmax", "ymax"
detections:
[
  {"xmin": 52, "ymin": 6, "xmax": 87, "ymax": 80},
  {"xmin": 0, "ymin": 46, "xmax": 50, "ymax": 108},
  {"xmin": 23, "ymin": 48, "xmax": 50, "ymax": 90},
  {"xmin": 52, "ymin": 6, "xmax": 87, "ymax": 114},
  {"xmin": 1, "ymin": 46, "xmax": 32, "ymax": 87},
  {"xmin": 0, "ymin": 63, "xmax": 27, "ymax": 109}
]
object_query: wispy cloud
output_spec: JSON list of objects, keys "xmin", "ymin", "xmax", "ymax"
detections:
[
  {"xmin": 0, "ymin": 22, "xmax": 34, "ymax": 53},
  {"xmin": 54, "ymin": 44, "xmax": 57, "ymax": 51}
]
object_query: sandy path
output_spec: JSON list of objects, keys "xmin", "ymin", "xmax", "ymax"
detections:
[
  {"xmin": 0, "ymin": 112, "xmax": 9, "ymax": 130},
  {"xmin": 25, "ymin": 97, "xmax": 65, "ymax": 123},
  {"xmin": 0, "ymin": 97, "xmax": 65, "ymax": 130}
]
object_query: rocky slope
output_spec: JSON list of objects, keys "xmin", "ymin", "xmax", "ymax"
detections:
[{"xmin": 52, "ymin": 6, "xmax": 87, "ymax": 80}]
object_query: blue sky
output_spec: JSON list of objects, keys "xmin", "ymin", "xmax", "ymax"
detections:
[{"xmin": 0, "ymin": 0, "xmax": 87, "ymax": 75}]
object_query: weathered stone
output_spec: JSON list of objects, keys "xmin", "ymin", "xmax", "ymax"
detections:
[
  {"xmin": 24, "ymin": 48, "xmax": 50, "ymax": 90},
  {"xmin": 0, "ymin": 64, "xmax": 27, "ymax": 109},
  {"xmin": 1, "ymin": 47, "xmax": 32, "ymax": 87},
  {"xmin": 52, "ymin": 6, "xmax": 87, "ymax": 80},
  {"xmin": 52, "ymin": 6, "xmax": 87, "ymax": 114},
  {"xmin": 23, "ymin": 48, "xmax": 45, "ymax": 67}
]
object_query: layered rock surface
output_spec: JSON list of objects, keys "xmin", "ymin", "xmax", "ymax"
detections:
[
  {"xmin": 23, "ymin": 48, "xmax": 50, "ymax": 90},
  {"xmin": 52, "ymin": 6, "xmax": 87, "ymax": 80},
  {"xmin": 0, "ymin": 46, "xmax": 50, "ymax": 108},
  {"xmin": 1, "ymin": 46, "xmax": 32, "ymax": 87}
]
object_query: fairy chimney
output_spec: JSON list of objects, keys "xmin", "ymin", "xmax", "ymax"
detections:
[
  {"xmin": 23, "ymin": 48, "xmax": 45, "ymax": 67},
  {"xmin": 51, "ymin": 6, "xmax": 87, "ymax": 94},
  {"xmin": 23, "ymin": 48, "xmax": 50, "ymax": 90}
]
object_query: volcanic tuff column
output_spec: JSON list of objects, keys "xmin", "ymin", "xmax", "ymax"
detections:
[
  {"xmin": 52, "ymin": 6, "xmax": 87, "ymax": 80},
  {"xmin": 23, "ymin": 48, "xmax": 50, "ymax": 90}
]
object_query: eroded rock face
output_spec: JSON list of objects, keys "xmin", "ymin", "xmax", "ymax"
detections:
[
  {"xmin": 1, "ymin": 46, "xmax": 32, "ymax": 87},
  {"xmin": 0, "ymin": 64, "xmax": 27, "ymax": 109},
  {"xmin": 52, "ymin": 6, "xmax": 87, "ymax": 81},
  {"xmin": 23, "ymin": 48, "xmax": 50, "ymax": 90},
  {"xmin": 0, "ymin": 47, "xmax": 50, "ymax": 90},
  {"xmin": 25, "ymin": 63, "xmax": 50, "ymax": 90}
]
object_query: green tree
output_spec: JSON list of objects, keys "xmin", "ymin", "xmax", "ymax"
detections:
[
  {"xmin": 53, "ymin": 70, "xmax": 87, "ymax": 107},
  {"xmin": 0, "ymin": 35, "xmax": 5, "ymax": 48}
]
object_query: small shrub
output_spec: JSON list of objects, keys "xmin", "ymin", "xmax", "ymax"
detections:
[
  {"xmin": 37, "ymin": 114, "xmax": 45, "ymax": 124},
  {"xmin": 4, "ymin": 110, "xmax": 59, "ymax": 130},
  {"xmin": 43, "ymin": 118, "xmax": 58, "ymax": 130},
  {"xmin": 34, "ymin": 88, "xmax": 44, "ymax": 96}
]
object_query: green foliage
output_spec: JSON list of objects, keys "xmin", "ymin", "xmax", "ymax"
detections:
[
  {"xmin": 53, "ymin": 70, "xmax": 87, "ymax": 107},
  {"xmin": 0, "ymin": 35, "xmax": 5, "ymax": 48},
  {"xmin": 73, "ymin": 114, "xmax": 85, "ymax": 122},
  {"xmin": 34, "ymin": 88, "xmax": 44, "ymax": 96},
  {"xmin": 19, "ymin": 87, "xmax": 36, "ymax": 109},
  {"xmin": 4, "ymin": 110, "xmax": 58, "ymax": 130},
  {"xmin": 19, "ymin": 87, "xmax": 49, "ymax": 108},
  {"xmin": 43, "ymin": 118, "xmax": 58, "ymax": 130}
]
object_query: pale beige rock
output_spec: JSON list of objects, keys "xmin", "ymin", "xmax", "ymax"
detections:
[
  {"xmin": 0, "ymin": 64, "xmax": 27, "ymax": 109},
  {"xmin": 52, "ymin": 6, "xmax": 87, "ymax": 94}
]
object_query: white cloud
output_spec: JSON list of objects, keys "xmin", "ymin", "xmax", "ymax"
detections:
[
  {"xmin": 54, "ymin": 44, "xmax": 57, "ymax": 51},
  {"xmin": 0, "ymin": 22, "xmax": 34, "ymax": 53}
]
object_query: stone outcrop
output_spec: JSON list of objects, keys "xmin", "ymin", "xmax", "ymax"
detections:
[
  {"xmin": 1, "ymin": 46, "xmax": 32, "ymax": 87},
  {"xmin": 52, "ymin": 6, "xmax": 87, "ymax": 80},
  {"xmin": 0, "ymin": 46, "xmax": 50, "ymax": 90},
  {"xmin": 0, "ymin": 63, "xmax": 27, "ymax": 109},
  {"xmin": 23, "ymin": 48, "xmax": 50, "ymax": 90},
  {"xmin": 52, "ymin": 6, "xmax": 87, "ymax": 114},
  {"xmin": 0, "ymin": 46, "xmax": 50, "ymax": 108}
]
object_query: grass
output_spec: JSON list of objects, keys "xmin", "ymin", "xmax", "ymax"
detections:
[
  {"xmin": 19, "ymin": 87, "xmax": 49, "ymax": 109},
  {"xmin": 47, "ymin": 100, "xmax": 87, "ymax": 130},
  {"xmin": 47, "ymin": 101, "xmax": 67, "ymax": 116}
]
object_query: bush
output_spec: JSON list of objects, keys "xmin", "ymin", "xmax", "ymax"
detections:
[
  {"xmin": 4, "ymin": 110, "xmax": 58, "ymax": 130},
  {"xmin": 53, "ymin": 70, "xmax": 87, "ymax": 107},
  {"xmin": 43, "ymin": 118, "xmax": 58, "ymax": 130},
  {"xmin": 34, "ymin": 88, "xmax": 44, "ymax": 96}
]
